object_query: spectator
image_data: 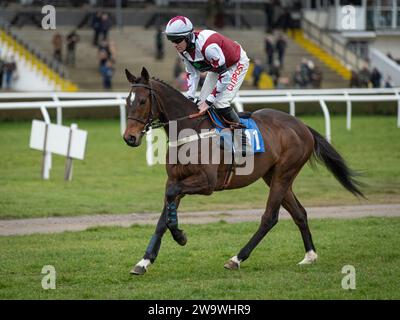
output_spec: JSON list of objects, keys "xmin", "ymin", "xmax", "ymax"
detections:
[
  {"xmin": 0, "ymin": 56, "xmax": 4, "ymax": 89},
  {"xmin": 66, "ymin": 29, "xmax": 80, "ymax": 66},
  {"xmin": 214, "ymin": 0, "xmax": 224, "ymax": 28},
  {"xmin": 349, "ymin": 70, "xmax": 360, "ymax": 88},
  {"xmin": 384, "ymin": 75, "xmax": 394, "ymax": 88},
  {"xmin": 52, "ymin": 32, "xmax": 63, "ymax": 63},
  {"xmin": 108, "ymin": 40, "xmax": 117, "ymax": 63},
  {"xmin": 98, "ymin": 49, "xmax": 109, "ymax": 69},
  {"xmin": 4, "ymin": 55, "xmax": 17, "ymax": 90},
  {"xmin": 252, "ymin": 59, "xmax": 264, "ymax": 88},
  {"xmin": 98, "ymin": 39, "xmax": 116, "ymax": 66},
  {"xmin": 276, "ymin": 76, "xmax": 289, "ymax": 89},
  {"xmin": 358, "ymin": 63, "xmax": 371, "ymax": 88},
  {"xmin": 387, "ymin": 52, "xmax": 400, "ymax": 64},
  {"xmin": 100, "ymin": 59, "xmax": 114, "ymax": 90},
  {"xmin": 293, "ymin": 64, "xmax": 306, "ymax": 88},
  {"xmin": 155, "ymin": 25, "xmax": 164, "ymax": 60},
  {"xmin": 310, "ymin": 65, "xmax": 322, "ymax": 88},
  {"xmin": 269, "ymin": 59, "xmax": 280, "ymax": 87},
  {"xmin": 300, "ymin": 58, "xmax": 310, "ymax": 87},
  {"xmin": 100, "ymin": 12, "xmax": 112, "ymax": 41},
  {"xmin": 265, "ymin": 35, "xmax": 274, "ymax": 68},
  {"xmin": 91, "ymin": 11, "xmax": 102, "ymax": 46},
  {"xmin": 263, "ymin": 1, "xmax": 275, "ymax": 33},
  {"xmin": 370, "ymin": 67, "xmax": 382, "ymax": 88},
  {"xmin": 275, "ymin": 34, "xmax": 287, "ymax": 68}
]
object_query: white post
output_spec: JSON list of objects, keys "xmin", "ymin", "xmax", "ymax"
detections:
[
  {"xmin": 287, "ymin": 93, "xmax": 295, "ymax": 116},
  {"xmin": 319, "ymin": 99, "xmax": 331, "ymax": 143},
  {"xmin": 52, "ymin": 93, "xmax": 62, "ymax": 125},
  {"xmin": 345, "ymin": 92, "xmax": 352, "ymax": 130},
  {"xmin": 146, "ymin": 128, "xmax": 154, "ymax": 166},
  {"xmin": 118, "ymin": 95, "xmax": 126, "ymax": 136},
  {"xmin": 64, "ymin": 123, "xmax": 77, "ymax": 181},
  {"xmin": 396, "ymin": 90, "xmax": 400, "ymax": 128},
  {"xmin": 40, "ymin": 105, "xmax": 52, "ymax": 180}
]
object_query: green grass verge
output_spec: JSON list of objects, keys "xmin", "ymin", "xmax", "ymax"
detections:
[
  {"xmin": 0, "ymin": 217, "xmax": 399, "ymax": 299},
  {"xmin": 0, "ymin": 115, "xmax": 399, "ymax": 219}
]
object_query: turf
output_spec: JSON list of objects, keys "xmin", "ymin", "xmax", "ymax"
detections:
[
  {"xmin": 0, "ymin": 217, "xmax": 399, "ymax": 299},
  {"xmin": 0, "ymin": 115, "xmax": 399, "ymax": 219}
]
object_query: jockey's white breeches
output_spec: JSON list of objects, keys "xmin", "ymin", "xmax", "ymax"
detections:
[{"xmin": 199, "ymin": 48, "xmax": 249, "ymax": 109}]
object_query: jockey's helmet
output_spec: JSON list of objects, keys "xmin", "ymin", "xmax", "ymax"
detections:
[{"xmin": 165, "ymin": 16, "xmax": 193, "ymax": 43}]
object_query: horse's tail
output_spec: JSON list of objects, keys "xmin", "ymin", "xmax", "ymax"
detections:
[{"xmin": 307, "ymin": 126, "xmax": 365, "ymax": 198}]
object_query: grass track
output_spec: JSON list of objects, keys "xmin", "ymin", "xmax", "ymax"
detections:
[
  {"xmin": 0, "ymin": 115, "xmax": 399, "ymax": 219},
  {"xmin": 1, "ymin": 217, "xmax": 399, "ymax": 299}
]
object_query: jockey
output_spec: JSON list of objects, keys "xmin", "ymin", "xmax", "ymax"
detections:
[{"xmin": 165, "ymin": 15, "xmax": 250, "ymax": 156}]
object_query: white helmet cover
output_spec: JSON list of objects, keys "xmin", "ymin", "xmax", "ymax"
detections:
[{"xmin": 165, "ymin": 16, "xmax": 193, "ymax": 41}]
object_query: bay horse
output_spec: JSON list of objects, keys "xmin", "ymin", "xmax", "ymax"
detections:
[{"xmin": 123, "ymin": 67, "xmax": 363, "ymax": 275}]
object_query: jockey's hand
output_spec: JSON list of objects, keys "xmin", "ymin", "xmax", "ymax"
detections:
[
  {"xmin": 197, "ymin": 101, "xmax": 210, "ymax": 114},
  {"xmin": 188, "ymin": 97, "xmax": 200, "ymax": 105}
]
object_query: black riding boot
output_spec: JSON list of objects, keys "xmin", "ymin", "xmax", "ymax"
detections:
[{"xmin": 214, "ymin": 107, "xmax": 248, "ymax": 157}]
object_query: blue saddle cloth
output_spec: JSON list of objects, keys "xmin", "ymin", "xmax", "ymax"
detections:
[{"xmin": 208, "ymin": 109, "xmax": 265, "ymax": 153}]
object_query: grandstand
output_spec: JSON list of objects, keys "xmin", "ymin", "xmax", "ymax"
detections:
[{"xmin": 0, "ymin": 0, "xmax": 399, "ymax": 91}]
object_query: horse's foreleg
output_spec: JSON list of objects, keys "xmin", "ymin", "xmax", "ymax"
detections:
[
  {"xmin": 166, "ymin": 172, "xmax": 215, "ymax": 246},
  {"xmin": 130, "ymin": 205, "xmax": 169, "ymax": 275},
  {"xmin": 131, "ymin": 195, "xmax": 185, "ymax": 275},
  {"xmin": 165, "ymin": 185, "xmax": 188, "ymax": 246}
]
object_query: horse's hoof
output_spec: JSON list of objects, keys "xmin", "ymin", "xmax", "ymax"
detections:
[
  {"xmin": 298, "ymin": 250, "xmax": 318, "ymax": 265},
  {"xmin": 224, "ymin": 259, "xmax": 240, "ymax": 270},
  {"xmin": 130, "ymin": 265, "xmax": 147, "ymax": 276}
]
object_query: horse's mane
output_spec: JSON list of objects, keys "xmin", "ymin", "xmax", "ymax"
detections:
[{"xmin": 151, "ymin": 77, "xmax": 185, "ymax": 98}]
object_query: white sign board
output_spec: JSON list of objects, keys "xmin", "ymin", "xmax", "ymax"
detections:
[{"xmin": 29, "ymin": 120, "xmax": 87, "ymax": 160}]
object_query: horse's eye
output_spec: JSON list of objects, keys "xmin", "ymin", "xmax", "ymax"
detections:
[{"xmin": 139, "ymin": 98, "xmax": 146, "ymax": 105}]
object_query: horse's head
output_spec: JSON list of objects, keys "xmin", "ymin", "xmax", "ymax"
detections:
[{"xmin": 123, "ymin": 67, "xmax": 160, "ymax": 147}]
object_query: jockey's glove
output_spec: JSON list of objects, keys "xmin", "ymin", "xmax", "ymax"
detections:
[{"xmin": 188, "ymin": 97, "xmax": 201, "ymax": 105}]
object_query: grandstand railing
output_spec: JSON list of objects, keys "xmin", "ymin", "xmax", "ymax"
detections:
[
  {"xmin": 302, "ymin": 18, "xmax": 368, "ymax": 71},
  {"xmin": 0, "ymin": 17, "xmax": 77, "ymax": 91},
  {"xmin": 0, "ymin": 16, "xmax": 67, "ymax": 78}
]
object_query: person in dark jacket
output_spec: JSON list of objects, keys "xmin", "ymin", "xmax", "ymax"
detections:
[
  {"xmin": 100, "ymin": 59, "xmax": 114, "ymax": 90},
  {"xmin": 370, "ymin": 67, "xmax": 382, "ymax": 88},
  {"xmin": 91, "ymin": 11, "xmax": 102, "ymax": 46},
  {"xmin": 265, "ymin": 35, "xmax": 274, "ymax": 68},
  {"xmin": 275, "ymin": 34, "xmax": 287, "ymax": 68},
  {"xmin": 66, "ymin": 29, "xmax": 80, "ymax": 66},
  {"xmin": 252, "ymin": 59, "xmax": 264, "ymax": 88}
]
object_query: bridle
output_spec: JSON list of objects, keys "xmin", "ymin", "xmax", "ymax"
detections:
[
  {"xmin": 127, "ymin": 82, "xmax": 207, "ymax": 133},
  {"xmin": 127, "ymin": 83, "xmax": 159, "ymax": 133}
]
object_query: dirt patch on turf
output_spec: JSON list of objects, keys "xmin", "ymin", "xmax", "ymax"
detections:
[{"xmin": 0, "ymin": 204, "xmax": 399, "ymax": 236}]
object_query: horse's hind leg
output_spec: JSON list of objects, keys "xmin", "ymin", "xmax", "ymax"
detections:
[
  {"xmin": 281, "ymin": 190, "xmax": 318, "ymax": 264},
  {"xmin": 224, "ymin": 168, "xmax": 295, "ymax": 270}
]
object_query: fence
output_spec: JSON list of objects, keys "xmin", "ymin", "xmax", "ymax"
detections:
[{"xmin": 0, "ymin": 88, "xmax": 399, "ymax": 144}]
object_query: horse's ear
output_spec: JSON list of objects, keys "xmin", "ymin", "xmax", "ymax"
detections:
[
  {"xmin": 141, "ymin": 67, "xmax": 150, "ymax": 83},
  {"xmin": 125, "ymin": 69, "xmax": 136, "ymax": 84}
]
